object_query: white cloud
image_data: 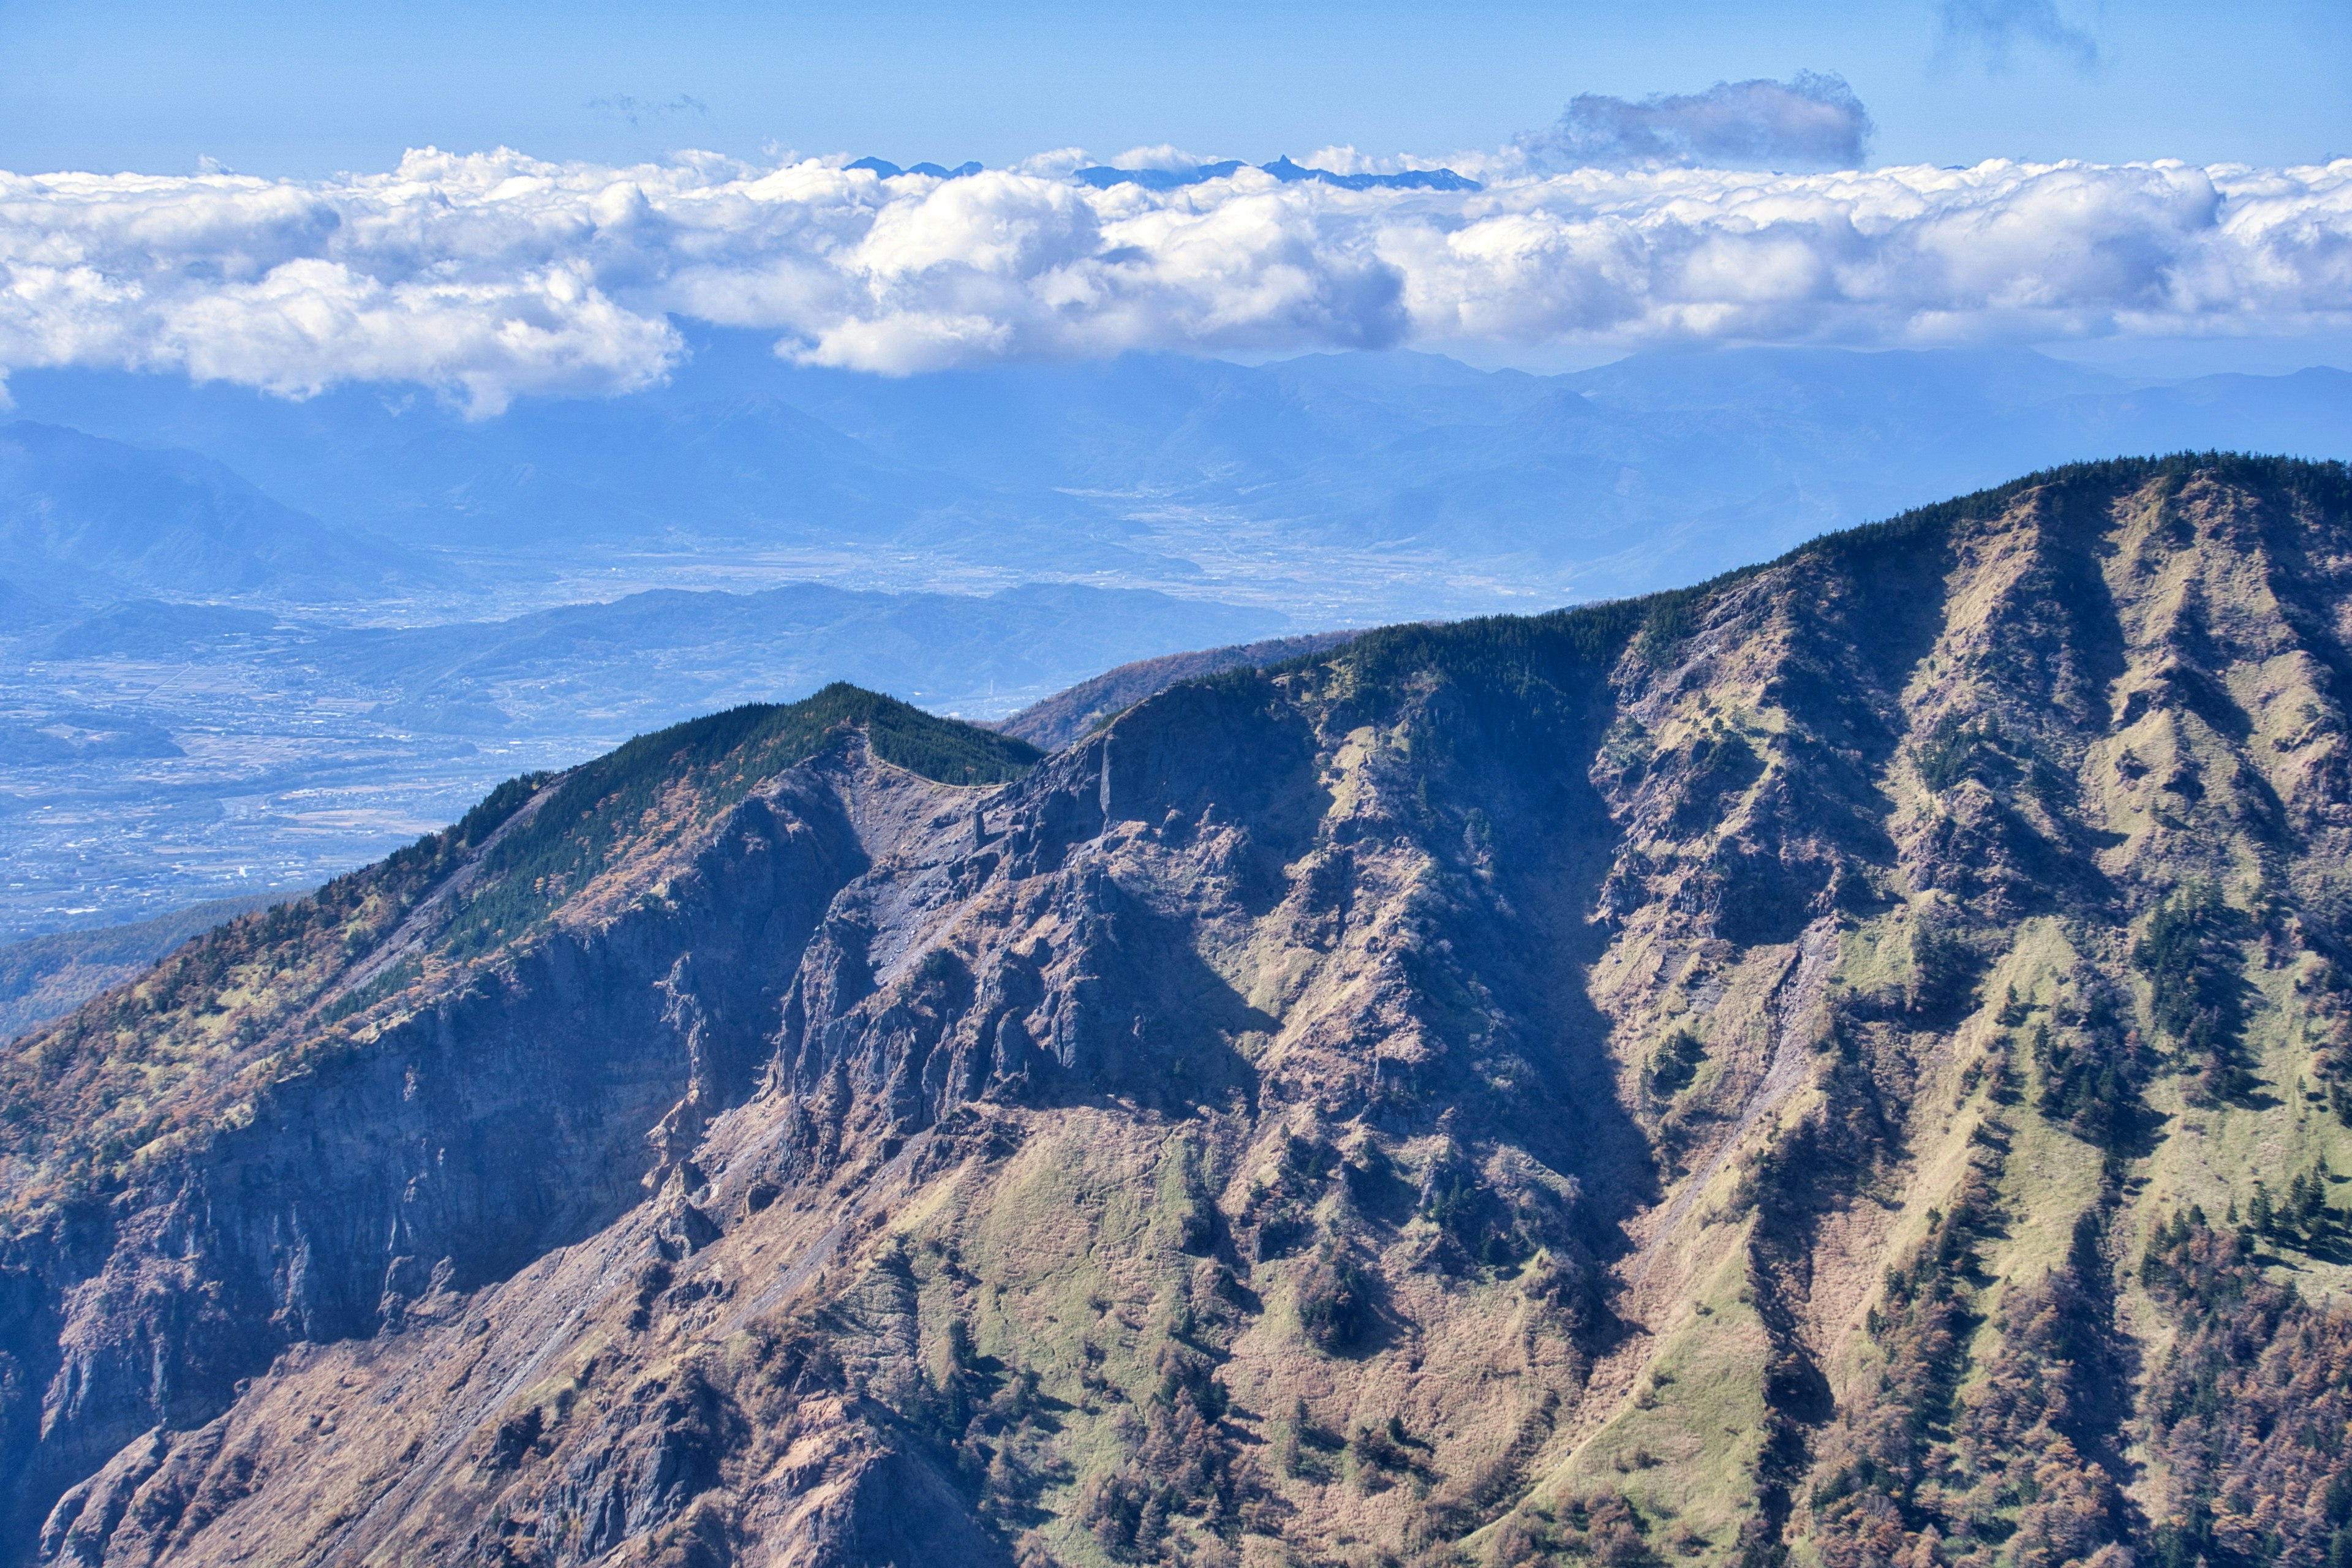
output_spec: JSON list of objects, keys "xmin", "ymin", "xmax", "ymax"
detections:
[
  {"xmin": 1302, "ymin": 146, "xmax": 1379, "ymax": 177},
  {"xmin": 1518, "ymin": 74, "xmax": 1874, "ymax": 173},
  {"xmin": 1, "ymin": 146, "xmax": 2349, "ymax": 411},
  {"xmin": 1110, "ymin": 145, "xmax": 1219, "ymax": 173}
]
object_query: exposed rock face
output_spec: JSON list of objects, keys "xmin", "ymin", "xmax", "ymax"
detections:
[{"xmin": 9, "ymin": 457, "xmax": 2352, "ymax": 1567}]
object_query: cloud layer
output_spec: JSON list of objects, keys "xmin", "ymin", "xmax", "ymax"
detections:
[{"xmin": 2, "ymin": 148, "xmax": 2349, "ymax": 411}]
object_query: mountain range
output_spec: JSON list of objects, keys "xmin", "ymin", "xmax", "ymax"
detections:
[
  {"xmin": 0, "ymin": 423, "xmax": 423, "ymax": 608},
  {"xmin": 6, "ymin": 454, "xmax": 2350, "ymax": 1567},
  {"xmin": 7, "ymin": 340, "xmax": 2350, "ymax": 618}
]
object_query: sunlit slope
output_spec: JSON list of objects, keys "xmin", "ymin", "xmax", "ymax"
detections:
[{"xmin": 9, "ymin": 456, "xmax": 2352, "ymax": 1568}]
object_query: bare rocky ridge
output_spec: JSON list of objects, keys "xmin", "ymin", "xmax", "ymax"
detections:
[{"xmin": 9, "ymin": 455, "xmax": 2352, "ymax": 1567}]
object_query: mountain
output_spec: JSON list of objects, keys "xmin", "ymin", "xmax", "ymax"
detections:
[
  {"xmin": 0, "ymin": 362, "xmax": 1147, "ymax": 576},
  {"xmin": 8, "ymin": 343, "xmax": 2350, "ymax": 619},
  {"xmin": 309, "ymin": 582, "xmax": 1291, "ymax": 731},
  {"xmin": 0, "ymin": 892, "xmax": 288, "ymax": 1042},
  {"xmin": 1069, "ymin": 157, "xmax": 1480, "ymax": 192},
  {"xmin": 0, "ymin": 423, "xmax": 426, "ymax": 605},
  {"xmin": 0, "ymin": 582, "xmax": 1291, "ymax": 941},
  {"xmin": 0, "ymin": 579, "xmax": 71, "ymax": 635},
  {"xmin": 997, "ymin": 629, "xmax": 1364, "ymax": 750},
  {"xmin": 28, "ymin": 600, "xmax": 283, "ymax": 660},
  {"xmin": 9, "ymin": 456, "xmax": 2352, "ymax": 1566}
]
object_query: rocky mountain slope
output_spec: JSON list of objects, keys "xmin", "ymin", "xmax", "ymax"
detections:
[
  {"xmin": 8, "ymin": 454, "xmax": 2352, "ymax": 1567},
  {"xmin": 996, "ymin": 632, "xmax": 1362, "ymax": 752}
]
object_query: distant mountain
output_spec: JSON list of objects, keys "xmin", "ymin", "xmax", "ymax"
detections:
[
  {"xmin": 1071, "ymin": 155, "xmax": 1479, "ymax": 192},
  {"xmin": 29, "ymin": 581, "xmax": 1290, "ymax": 731},
  {"xmin": 0, "ymin": 422, "xmax": 426, "ymax": 603},
  {"xmin": 0, "ymin": 365, "xmax": 1140, "ymax": 574},
  {"xmin": 11, "ymin": 341, "xmax": 2349, "ymax": 618},
  {"xmin": 0, "ymin": 708, "xmax": 181, "ymax": 768},
  {"xmin": 846, "ymin": 157, "xmax": 984, "ymax": 179},
  {"xmin": 317, "ymin": 579, "xmax": 1291, "ymax": 729},
  {"xmin": 303, "ymin": 391, "xmax": 1083, "ymax": 554},
  {"xmin": 0, "ymin": 578, "xmax": 67, "ymax": 633},
  {"xmin": 31, "ymin": 599, "xmax": 281, "ymax": 659},
  {"xmin": 2032, "ymin": 363, "xmax": 2352, "ymax": 462}
]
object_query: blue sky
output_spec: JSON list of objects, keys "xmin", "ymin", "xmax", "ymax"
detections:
[{"xmin": 2, "ymin": 0, "xmax": 2346, "ymax": 177}]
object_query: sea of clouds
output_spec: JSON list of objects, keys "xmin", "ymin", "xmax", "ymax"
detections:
[{"xmin": 2, "ymin": 144, "xmax": 2348, "ymax": 412}]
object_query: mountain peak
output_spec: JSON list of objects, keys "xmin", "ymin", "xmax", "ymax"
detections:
[{"xmin": 11, "ymin": 455, "xmax": 2352, "ymax": 1566}]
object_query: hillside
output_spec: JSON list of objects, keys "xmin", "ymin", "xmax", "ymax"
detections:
[
  {"xmin": 998, "ymin": 630, "xmax": 1363, "ymax": 750},
  {"xmin": 0, "ymin": 892, "xmax": 289, "ymax": 1042},
  {"xmin": 0, "ymin": 422, "xmax": 426, "ymax": 605},
  {"xmin": 9, "ymin": 456, "xmax": 2352, "ymax": 1567}
]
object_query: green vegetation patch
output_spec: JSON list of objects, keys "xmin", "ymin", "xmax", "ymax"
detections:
[
  {"xmin": 2133, "ymin": 881, "xmax": 2253, "ymax": 1102},
  {"xmin": 0, "ymin": 771, "xmax": 551, "ymax": 1221},
  {"xmin": 443, "ymin": 684, "xmax": 1039, "ymax": 957},
  {"xmin": 1912, "ymin": 710, "xmax": 2003, "ymax": 794}
]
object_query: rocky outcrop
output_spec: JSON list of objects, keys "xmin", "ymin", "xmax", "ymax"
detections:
[{"xmin": 10, "ymin": 456, "xmax": 2352, "ymax": 1566}]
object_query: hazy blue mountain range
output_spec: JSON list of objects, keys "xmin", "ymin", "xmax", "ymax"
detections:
[
  {"xmin": 844, "ymin": 157, "xmax": 985, "ymax": 178},
  {"xmin": 7, "ymin": 339, "xmax": 2349, "ymax": 619},
  {"xmin": 27, "ymin": 580, "xmax": 1284, "ymax": 733},
  {"xmin": 1069, "ymin": 154, "xmax": 1481, "ymax": 190},
  {"xmin": 0, "ymin": 421, "xmax": 426, "ymax": 607}
]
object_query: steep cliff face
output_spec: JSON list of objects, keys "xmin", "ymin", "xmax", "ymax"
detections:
[{"xmin": 10, "ymin": 456, "xmax": 2352, "ymax": 1568}]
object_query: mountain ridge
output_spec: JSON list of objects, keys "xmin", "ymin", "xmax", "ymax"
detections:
[
  {"xmin": 997, "ymin": 631, "xmax": 1365, "ymax": 750},
  {"xmin": 0, "ymin": 421, "xmax": 427, "ymax": 606},
  {"xmin": 8, "ymin": 453, "xmax": 2352, "ymax": 1567},
  {"xmin": 10, "ymin": 345, "xmax": 2350, "ymax": 619}
]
